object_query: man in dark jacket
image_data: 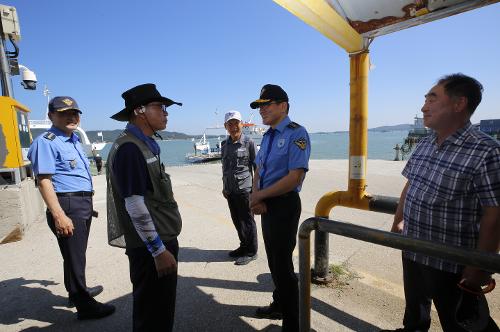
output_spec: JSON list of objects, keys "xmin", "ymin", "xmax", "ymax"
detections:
[{"xmin": 221, "ymin": 110, "xmax": 258, "ymax": 265}]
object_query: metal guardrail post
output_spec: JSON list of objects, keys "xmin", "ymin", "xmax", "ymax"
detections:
[
  {"xmin": 312, "ymin": 229, "xmax": 329, "ymax": 280},
  {"xmin": 299, "ymin": 217, "xmax": 500, "ymax": 332},
  {"xmin": 299, "ymin": 218, "xmax": 319, "ymax": 332}
]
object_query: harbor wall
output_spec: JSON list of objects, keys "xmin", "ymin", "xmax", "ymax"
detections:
[{"xmin": 0, "ymin": 178, "xmax": 44, "ymax": 244}]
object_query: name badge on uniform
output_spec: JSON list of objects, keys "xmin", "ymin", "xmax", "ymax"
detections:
[
  {"xmin": 70, "ymin": 159, "xmax": 77, "ymax": 169},
  {"xmin": 277, "ymin": 138, "xmax": 285, "ymax": 148}
]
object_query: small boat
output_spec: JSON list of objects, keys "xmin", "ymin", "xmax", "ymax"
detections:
[
  {"xmin": 396, "ymin": 116, "xmax": 432, "ymax": 160},
  {"xmin": 242, "ymin": 113, "xmax": 266, "ymax": 140},
  {"xmin": 185, "ymin": 133, "xmax": 222, "ymax": 163}
]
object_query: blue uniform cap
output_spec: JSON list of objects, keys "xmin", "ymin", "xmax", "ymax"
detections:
[
  {"xmin": 250, "ymin": 84, "xmax": 289, "ymax": 109},
  {"xmin": 49, "ymin": 96, "xmax": 82, "ymax": 114}
]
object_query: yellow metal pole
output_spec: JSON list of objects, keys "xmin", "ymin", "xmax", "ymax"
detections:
[
  {"xmin": 348, "ymin": 51, "xmax": 369, "ymax": 201},
  {"xmin": 312, "ymin": 51, "xmax": 371, "ymax": 280},
  {"xmin": 315, "ymin": 50, "xmax": 370, "ymax": 219}
]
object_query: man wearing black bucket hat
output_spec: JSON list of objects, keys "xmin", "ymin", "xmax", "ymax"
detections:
[
  {"xmin": 106, "ymin": 84, "xmax": 183, "ymax": 331},
  {"xmin": 28, "ymin": 96, "xmax": 115, "ymax": 320},
  {"xmin": 249, "ymin": 84, "xmax": 311, "ymax": 332}
]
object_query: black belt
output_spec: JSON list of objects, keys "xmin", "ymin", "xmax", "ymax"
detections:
[{"xmin": 56, "ymin": 191, "xmax": 93, "ymax": 197}]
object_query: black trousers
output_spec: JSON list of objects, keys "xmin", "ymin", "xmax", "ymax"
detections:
[
  {"xmin": 126, "ymin": 238, "xmax": 179, "ymax": 332},
  {"xmin": 262, "ymin": 192, "xmax": 301, "ymax": 332},
  {"xmin": 226, "ymin": 192, "xmax": 258, "ymax": 255},
  {"xmin": 402, "ymin": 257, "xmax": 499, "ymax": 332},
  {"xmin": 46, "ymin": 195, "xmax": 93, "ymax": 304}
]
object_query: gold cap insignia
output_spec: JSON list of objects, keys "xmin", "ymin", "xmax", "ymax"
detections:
[{"xmin": 62, "ymin": 98, "xmax": 73, "ymax": 106}]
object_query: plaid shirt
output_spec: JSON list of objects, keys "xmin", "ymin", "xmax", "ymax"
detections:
[{"xmin": 402, "ymin": 122, "xmax": 500, "ymax": 273}]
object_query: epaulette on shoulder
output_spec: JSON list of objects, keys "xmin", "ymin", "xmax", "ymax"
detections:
[
  {"xmin": 43, "ymin": 132, "xmax": 56, "ymax": 141},
  {"xmin": 287, "ymin": 121, "xmax": 301, "ymax": 129},
  {"xmin": 221, "ymin": 140, "xmax": 227, "ymax": 147}
]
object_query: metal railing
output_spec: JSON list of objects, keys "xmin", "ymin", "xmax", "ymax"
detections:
[
  {"xmin": 299, "ymin": 217, "xmax": 500, "ymax": 332},
  {"xmin": 313, "ymin": 195, "xmax": 399, "ymax": 280}
]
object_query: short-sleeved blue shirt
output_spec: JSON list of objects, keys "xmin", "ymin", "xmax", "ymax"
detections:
[
  {"xmin": 255, "ymin": 116, "xmax": 311, "ymax": 192},
  {"xmin": 28, "ymin": 126, "xmax": 92, "ymax": 193}
]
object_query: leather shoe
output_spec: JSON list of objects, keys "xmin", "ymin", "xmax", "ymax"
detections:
[
  {"xmin": 76, "ymin": 298, "xmax": 115, "ymax": 320},
  {"xmin": 228, "ymin": 247, "xmax": 246, "ymax": 258},
  {"xmin": 256, "ymin": 302, "xmax": 283, "ymax": 320},
  {"xmin": 235, "ymin": 254, "xmax": 257, "ymax": 265},
  {"xmin": 68, "ymin": 285, "xmax": 104, "ymax": 307}
]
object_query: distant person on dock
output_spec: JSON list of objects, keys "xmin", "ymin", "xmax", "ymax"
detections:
[
  {"xmin": 94, "ymin": 154, "xmax": 103, "ymax": 175},
  {"xmin": 249, "ymin": 84, "xmax": 311, "ymax": 331},
  {"xmin": 221, "ymin": 110, "xmax": 258, "ymax": 265},
  {"xmin": 106, "ymin": 84, "xmax": 183, "ymax": 332},
  {"xmin": 27, "ymin": 96, "xmax": 115, "ymax": 320},
  {"xmin": 387, "ymin": 74, "xmax": 500, "ymax": 332}
]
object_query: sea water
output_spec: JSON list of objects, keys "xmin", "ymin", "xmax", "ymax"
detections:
[{"xmin": 98, "ymin": 131, "xmax": 409, "ymax": 166}]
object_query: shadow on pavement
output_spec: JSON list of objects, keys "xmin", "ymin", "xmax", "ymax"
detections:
[
  {"xmin": 1, "ymin": 272, "xmax": 381, "ymax": 331},
  {"xmin": 312, "ymin": 296, "xmax": 380, "ymax": 331},
  {"xmin": 179, "ymin": 247, "xmax": 234, "ymax": 263}
]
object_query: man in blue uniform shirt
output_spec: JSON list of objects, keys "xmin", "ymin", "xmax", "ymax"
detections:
[
  {"xmin": 249, "ymin": 84, "xmax": 311, "ymax": 332},
  {"xmin": 27, "ymin": 96, "xmax": 115, "ymax": 320},
  {"xmin": 221, "ymin": 110, "xmax": 258, "ymax": 265},
  {"xmin": 106, "ymin": 84, "xmax": 183, "ymax": 332}
]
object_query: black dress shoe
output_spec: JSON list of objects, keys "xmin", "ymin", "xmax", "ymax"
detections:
[
  {"xmin": 256, "ymin": 302, "xmax": 283, "ymax": 320},
  {"xmin": 228, "ymin": 247, "xmax": 246, "ymax": 258},
  {"xmin": 76, "ymin": 298, "xmax": 115, "ymax": 320},
  {"xmin": 68, "ymin": 285, "xmax": 104, "ymax": 307},
  {"xmin": 235, "ymin": 254, "xmax": 257, "ymax": 265}
]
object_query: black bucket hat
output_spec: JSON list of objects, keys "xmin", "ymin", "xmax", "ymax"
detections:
[
  {"xmin": 111, "ymin": 83, "xmax": 182, "ymax": 121},
  {"xmin": 250, "ymin": 84, "xmax": 288, "ymax": 109}
]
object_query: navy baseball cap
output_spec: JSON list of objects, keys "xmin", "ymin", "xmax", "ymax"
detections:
[
  {"xmin": 48, "ymin": 96, "xmax": 82, "ymax": 113},
  {"xmin": 250, "ymin": 84, "xmax": 288, "ymax": 109}
]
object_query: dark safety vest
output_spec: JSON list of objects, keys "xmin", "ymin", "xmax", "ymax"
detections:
[
  {"xmin": 221, "ymin": 134, "xmax": 255, "ymax": 194},
  {"xmin": 106, "ymin": 130, "xmax": 182, "ymax": 249}
]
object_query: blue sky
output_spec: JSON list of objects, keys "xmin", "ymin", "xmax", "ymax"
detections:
[{"xmin": 7, "ymin": 1, "xmax": 500, "ymax": 135}]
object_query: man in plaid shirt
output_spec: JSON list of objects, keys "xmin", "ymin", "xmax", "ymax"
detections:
[{"xmin": 388, "ymin": 74, "xmax": 500, "ymax": 332}]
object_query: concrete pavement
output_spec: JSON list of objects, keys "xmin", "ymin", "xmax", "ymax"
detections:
[{"xmin": 0, "ymin": 160, "xmax": 498, "ymax": 331}]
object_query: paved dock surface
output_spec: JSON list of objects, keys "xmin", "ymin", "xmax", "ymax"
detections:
[{"xmin": 1, "ymin": 160, "xmax": 498, "ymax": 331}]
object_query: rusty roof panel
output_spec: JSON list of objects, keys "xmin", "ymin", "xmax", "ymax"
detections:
[{"xmin": 323, "ymin": 0, "xmax": 499, "ymax": 37}]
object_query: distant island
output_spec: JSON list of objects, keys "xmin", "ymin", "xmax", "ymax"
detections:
[
  {"xmin": 314, "ymin": 123, "xmax": 413, "ymax": 134},
  {"xmin": 30, "ymin": 128, "xmax": 197, "ymax": 142},
  {"xmin": 84, "ymin": 130, "xmax": 192, "ymax": 142},
  {"xmin": 31, "ymin": 123, "xmax": 415, "ymax": 143}
]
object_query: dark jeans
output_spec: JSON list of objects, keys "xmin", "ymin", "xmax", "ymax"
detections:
[
  {"xmin": 226, "ymin": 192, "xmax": 258, "ymax": 255},
  {"xmin": 46, "ymin": 195, "xmax": 93, "ymax": 304},
  {"xmin": 126, "ymin": 239, "xmax": 179, "ymax": 332},
  {"xmin": 402, "ymin": 257, "xmax": 499, "ymax": 332},
  {"xmin": 262, "ymin": 192, "xmax": 301, "ymax": 332}
]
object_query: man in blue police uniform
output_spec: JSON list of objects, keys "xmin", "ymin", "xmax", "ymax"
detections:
[
  {"xmin": 221, "ymin": 110, "xmax": 258, "ymax": 265},
  {"xmin": 27, "ymin": 96, "xmax": 115, "ymax": 320},
  {"xmin": 106, "ymin": 84, "xmax": 182, "ymax": 332},
  {"xmin": 249, "ymin": 84, "xmax": 311, "ymax": 332}
]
